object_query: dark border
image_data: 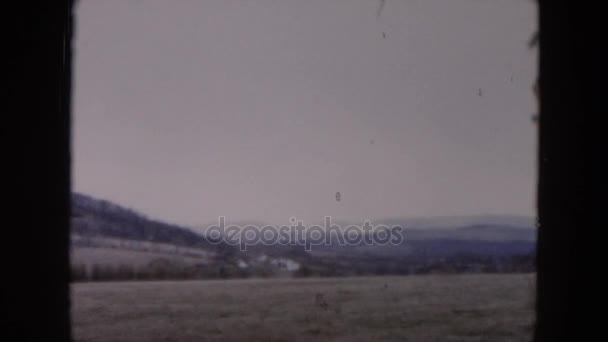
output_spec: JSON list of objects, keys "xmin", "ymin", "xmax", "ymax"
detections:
[
  {"xmin": 535, "ymin": 1, "xmax": 602, "ymax": 340},
  {"xmin": 2, "ymin": 1, "xmax": 73, "ymax": 341}
]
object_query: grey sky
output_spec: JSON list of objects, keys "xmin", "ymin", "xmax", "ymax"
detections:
[{"xmin": 73, "ymin": 0, "xmax": 537, "ymax": 227}]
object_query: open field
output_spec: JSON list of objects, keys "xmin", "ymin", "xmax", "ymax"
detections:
[{"xmin": 72, "ymin": 273, "xmax": 535, "ymax": 342}]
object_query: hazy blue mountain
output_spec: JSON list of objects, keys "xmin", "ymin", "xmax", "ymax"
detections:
[{"xmin": 70, "ymin": 193, "xmax": 536, "ymax": 280}]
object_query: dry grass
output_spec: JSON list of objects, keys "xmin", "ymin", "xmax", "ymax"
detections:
[{"xmin": 72, "ymin": 273, "xmax": 535, "ymax": 342}]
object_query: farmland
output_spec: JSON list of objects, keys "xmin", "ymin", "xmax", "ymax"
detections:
[{"xmin": 72, "ymin": 273, "xmax": 535, "ymax": 342}]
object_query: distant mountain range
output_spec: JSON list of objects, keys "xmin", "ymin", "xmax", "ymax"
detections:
[{"xmin": 70, "ymin": 193, "xmax": 536, "ymax": 281}]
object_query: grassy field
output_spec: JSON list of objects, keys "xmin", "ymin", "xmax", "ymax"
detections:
[{"xmin": 72, "ymin": 273, "xmax": 535, "ymax": 342}]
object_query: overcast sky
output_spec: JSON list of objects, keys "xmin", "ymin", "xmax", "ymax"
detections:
[{"xmin": 73, "ymin": 0, "xmax": 537, "ymax": 227}]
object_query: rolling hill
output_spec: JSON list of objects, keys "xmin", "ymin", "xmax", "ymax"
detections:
[{"xmin": 70, "ymin": 193, "xmax": 536, "ymax": 281}]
